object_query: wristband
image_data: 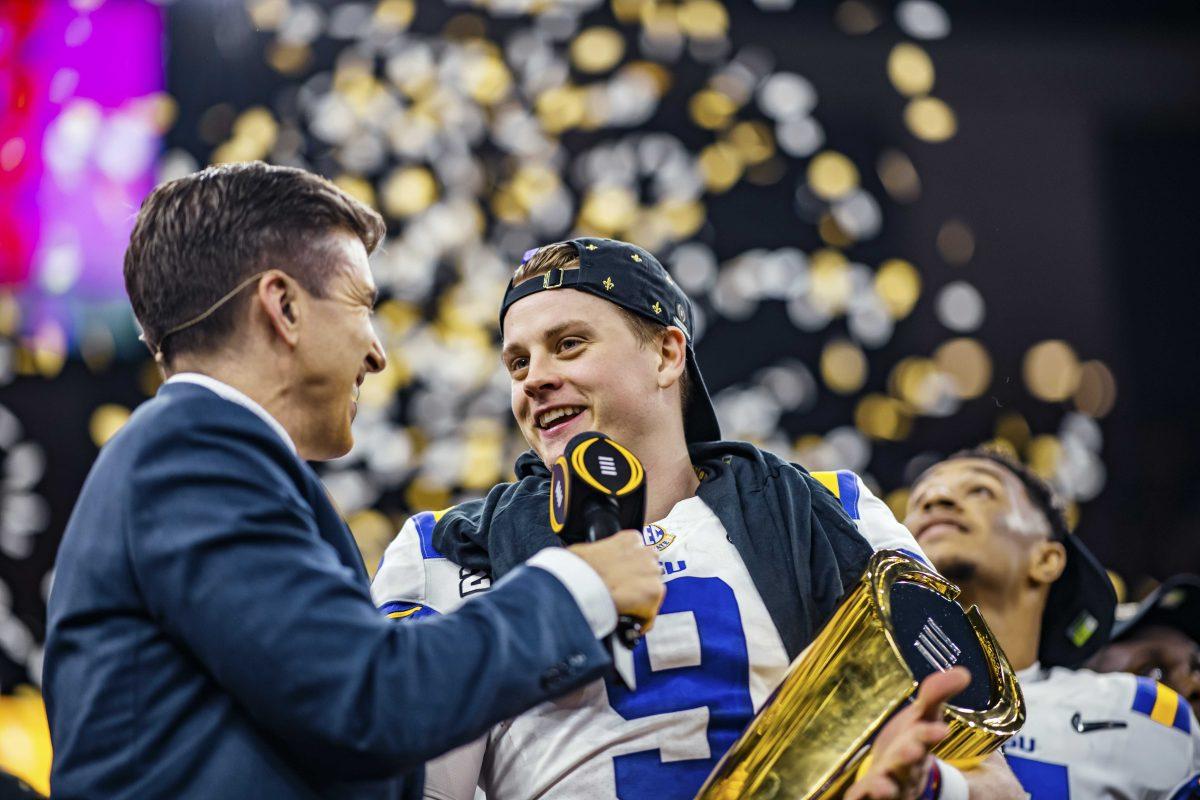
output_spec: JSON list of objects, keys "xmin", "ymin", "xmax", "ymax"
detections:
[
  {"xmin": 919, "ymin": 759, "xmax": 942, "ymax": 799},
  {"xmin": 933, "ymin": 758, "xmax": 970, "ymax": 800}
]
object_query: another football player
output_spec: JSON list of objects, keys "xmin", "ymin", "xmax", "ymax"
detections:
[
  {"xmin": 906, "ymin": 449, "xmax": 1200, "ymax": 798},
  {"xmin": 1091, "ymin": 574, "xmax": 1200, "ymax": 720}
]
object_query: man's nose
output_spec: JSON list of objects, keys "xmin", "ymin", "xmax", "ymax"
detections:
[
  {"xmin": 366, "ymin": 336, "xmax": 386, "ymax": 374},
  {"xmin": 523, "ymin": 352, "xmax": 562, "ymax": 398},
  {"xmin": 919, "ymin": 484, "xmax": 960, "ymax": 513}
]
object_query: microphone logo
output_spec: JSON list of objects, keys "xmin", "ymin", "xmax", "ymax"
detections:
[
  {"xmin": 570, "ymin": 435, "xmax": 642, "ymax": 496},
  {"xmin": 549, "ymin": 456, "xmax": 570, "ymax": 534}
]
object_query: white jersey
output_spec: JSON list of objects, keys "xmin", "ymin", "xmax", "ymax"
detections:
[
  {"xmin": 371, "ymin": 470, "xmax": 925, "ymax": 800},
  {"xmin": 1002, "ymin": 664, "xmax": 1200, "ymax": 799}
]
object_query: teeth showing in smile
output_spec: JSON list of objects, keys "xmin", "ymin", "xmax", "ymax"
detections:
[{"xmin": 537, "ymin": 406, "xmax": 584, "ymax": 429}]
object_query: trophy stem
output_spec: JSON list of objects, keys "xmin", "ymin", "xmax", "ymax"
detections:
[{"xmin": 696, "ymin": 580, "xmax": 916, "ymax": 800}]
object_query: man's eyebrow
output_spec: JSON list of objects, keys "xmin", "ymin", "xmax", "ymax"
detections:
[
  {"xmin": 964, "ymin": 464, "xmax": 1006, "ymax": 482},
  {"xmin": 912, "ymin": 461, "xmax": 1004, "ymax": 492},
  {"xmin": 500, "ymin": 341, "xmax": 522, "ymax": 364},
  {"xmin": 542, "ymin": 319, "xmax": 594, "ymax": 340},
  {"xmin": 500, "ymin": 319, "xmax": 594, "ymax": 362}
]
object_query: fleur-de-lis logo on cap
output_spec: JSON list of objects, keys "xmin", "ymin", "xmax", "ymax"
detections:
[
  {"xmin": 631, "ymin": 253, "xmax": 642, "ymax": 263},
  {"xmin": 584, "ymin": 243, "xmax": 598, "ymax": 251},
  {"xmin": 652, "ymin": 301, "xmax": 662, "ymax": 315},
  {"xmin": 603, "ymin": 276, "xmax": 614, "ymax": 291}
]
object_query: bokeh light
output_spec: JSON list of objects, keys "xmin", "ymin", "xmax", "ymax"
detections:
[
  {"xmin": 570, "ymin": 27, "xmax": 626, "ymax": 74},
  {"xmin": 807, "ymin": 150, "xmax": 859, "ymax": 201},
  {"xmin": 874, "ymin": 258, "xmax": 921, "ymax": 319},
  {"xmin": 834, "ymin": 1, "xmax": 882, "ymax": 36},
  {"xmin": 896, "ymin": 0, "xmax": 952, "ymax": 40},
  {"xmin": 933, "ymin": 337, "xmax": 991, "ymax": 399},
  {"xmin": 887, "ymin": 43, "xmax": 935, "ymax": 97},
  {"xmin": 935, "ymin": 281, "xmax": 985, "ymax": 331},
  {"xmin": 876, "ymin": 148, "xmax": 921, "ymax": 203},
  {"xmin": 936, "ymin": 219, "xmax": 975, "ymax": 266},
  {"xmin": 1074, "ymin": 359, "xmax": 1118, "ymax": 419},
  {"xmin": 1023, "ymin": 339, "xmax": 1081, "ymax": 402},
  {"xmin": 904, "ymin": 96, "xmax": 957, "ymax": 142},
  {"xmin": 88, "ymin": 404, "xmax": 130, "ymax": 448},
  {"xmin": 820, "ymin": 339, "xmax": 868, "ymax": 394},
  {"xmin": 855, "ymin": 393, "xmax": 912, "ymax": 441}
]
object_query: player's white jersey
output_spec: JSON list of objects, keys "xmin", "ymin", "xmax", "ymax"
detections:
[
  {"xmin": 808, "ymin": 469, "xmax": 929, "ymax": 562},
  {"xmin": 371, "ymin": 470, "xmax": 925, "ymax": 800},
  {"xmin": 1002, "ymin": 664, "xmax": 1200, "ymax": 799}
]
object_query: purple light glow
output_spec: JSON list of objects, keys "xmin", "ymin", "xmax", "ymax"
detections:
[{"xmin": 2, "ymin": 0, "xmax": 165, "ymax": 339}]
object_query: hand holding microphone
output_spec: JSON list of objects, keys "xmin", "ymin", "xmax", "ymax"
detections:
[
  {"xmin": 550, "ymin": 431, "xmax": 663, "ymax": 687},
  {"xmin": 568, "ymin": 532, "xmax": 663, "ymax": 638}
]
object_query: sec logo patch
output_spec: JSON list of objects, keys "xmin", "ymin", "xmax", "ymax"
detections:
[{"xmin": 641, "ymin": 524, "xmax": 676, "ymax": 552}]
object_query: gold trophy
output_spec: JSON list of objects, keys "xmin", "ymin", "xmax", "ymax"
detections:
[{"xmin": 696, "ymin": 550, "xmax": 1025, "ymax": 800}]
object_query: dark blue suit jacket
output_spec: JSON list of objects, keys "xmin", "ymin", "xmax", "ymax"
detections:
[{"xmin": 44, "ymin": 382, "xmax": 608, "ymax": 798}]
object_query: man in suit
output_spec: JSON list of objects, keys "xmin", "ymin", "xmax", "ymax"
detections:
[{"xmin": 43, "ymin": 162, "xmax": 665, "ymax": 799}]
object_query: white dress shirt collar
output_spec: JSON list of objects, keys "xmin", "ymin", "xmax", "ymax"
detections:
[{"xmin": 165, "ymin": 372, "xmax": 297, "ymax": 454}]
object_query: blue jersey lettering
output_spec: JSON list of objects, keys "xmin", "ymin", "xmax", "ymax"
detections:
[{"xmin": 605, "ymin": 576, "xmax": 753, "ymax": 799}]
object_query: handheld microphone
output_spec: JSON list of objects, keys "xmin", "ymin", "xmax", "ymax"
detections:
[{"xmin": 549, "ymin": 431, "xmax": 648, "ymax": 653}]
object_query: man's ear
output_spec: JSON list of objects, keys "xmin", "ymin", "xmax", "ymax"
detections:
[
  {"xmin": 255, "ymin": 270, "xmax": 302, "ymax": 347},
  {"xmin": 1028, "ymin": 539, "xmax": 1067, "ymax": 587},
  {"xmin": 656, "ymin": 326, "xmax": 688, "ymax": 389}
]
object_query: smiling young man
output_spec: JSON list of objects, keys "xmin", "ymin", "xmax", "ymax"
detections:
[
  {"xmin": 44, "ymin": 167, "xmax": 665, "ymax": 799},
  {"xmin": 906, "ymin": 448, "xmax": 1200, "ymax": 799},
  {"xmin": 373, "ymin": 238, "xmax": 1023, "ymax": 800}
]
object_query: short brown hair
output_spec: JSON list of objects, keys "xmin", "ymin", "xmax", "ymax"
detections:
[
  {"xmin": 514, "ymin": 243, "xmax": 693, "ymax": 412},
  {"xmin": 125, "ymin": 161, "xmax": 385, "ymax": 364}
]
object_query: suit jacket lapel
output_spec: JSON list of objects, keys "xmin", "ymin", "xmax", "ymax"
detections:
[
  {"xmin": 161, "ymin": 384, "xmax": 370, "ymax": 586},
  {"xmin": 299, "ymin": 463, "xmax": 371, "ymax": 585}
]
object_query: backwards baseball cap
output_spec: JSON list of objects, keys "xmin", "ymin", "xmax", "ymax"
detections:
[
  {"xmin": 1113, "ymin": 574, "xmax": 1200, "ymax": 645},
  {"xmin": 499, "ymin": 237, "xmax": 722, "ymax": 444},
  {"xmin": 943, "ymin": 448, "xmax": 1117, "ymax": 668}
]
